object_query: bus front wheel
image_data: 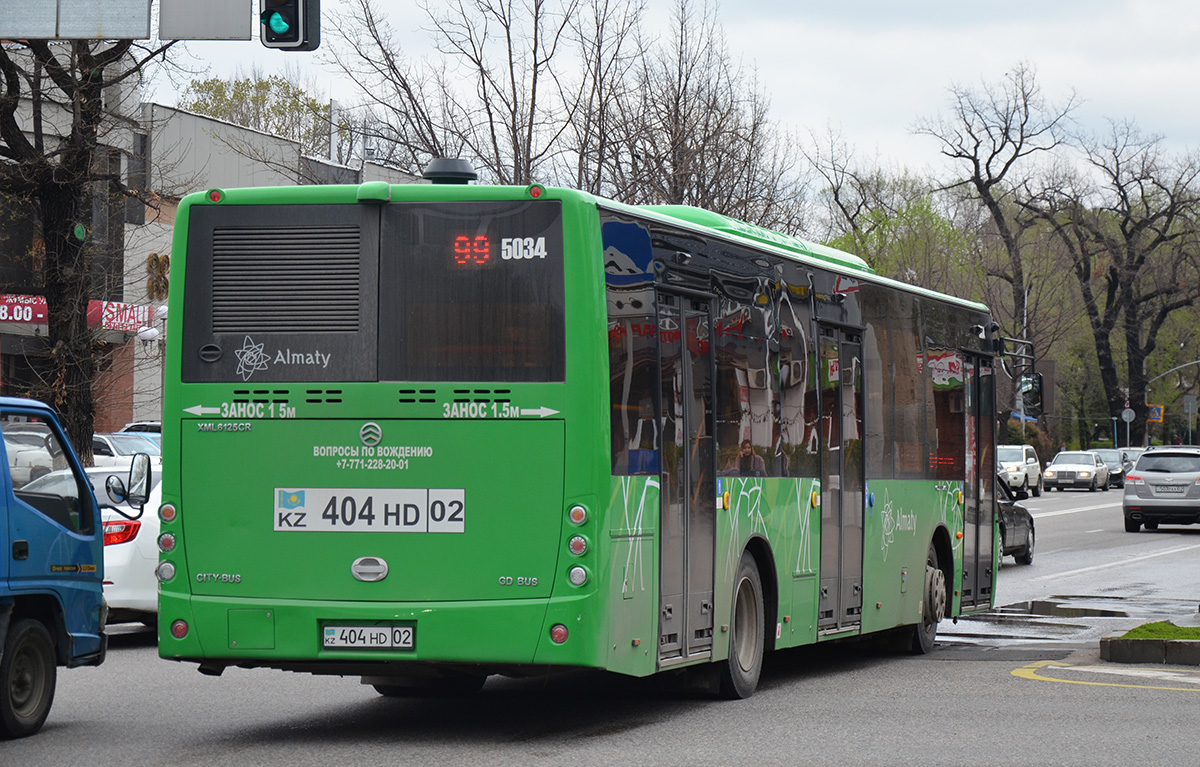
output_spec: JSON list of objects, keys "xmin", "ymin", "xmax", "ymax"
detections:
[
  {"xmin": 910, "ymin": 543, "xmax": 946, "ymax": 655},
  {"xmin": 719, "ymin": 551, "xmax": 765, "ymax": 699},
  {"xmin": 1, "ymin": 619, "xmax": 57, "ymax": 739}
]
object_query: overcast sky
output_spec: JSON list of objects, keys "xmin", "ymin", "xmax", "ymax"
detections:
[{"xmin": 152, "ymin": 0, "xmax": 1200, "ymax": 172}]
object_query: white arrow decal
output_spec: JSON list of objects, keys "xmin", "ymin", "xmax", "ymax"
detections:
[
  {"xmin": 520, "ymin": 407, "xmax": 560, "ymax": 418},
  {"xmin": 184, "ymin": 405, "xmax": 222, "ymax": 416}
]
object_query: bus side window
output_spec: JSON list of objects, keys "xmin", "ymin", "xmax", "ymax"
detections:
[
  {"xmin": 777, "ymin": 276, "xmax": 816, "ymax": 478},
  {"xmin": 608, "ymin": 287, "xmax": 659, "ymax": 476},
  {"xmin": 714, "ymin": 295, "xmax": 773, "ymax": 477}
]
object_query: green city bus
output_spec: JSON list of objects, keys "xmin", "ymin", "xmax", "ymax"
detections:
[{"xmin": 157, "ymin": 163, "xmax": 999, "ymax": 698}]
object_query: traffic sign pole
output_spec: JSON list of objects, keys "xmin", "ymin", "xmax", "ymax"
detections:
[{"xmin": 1122, "ymin": 407, "xmax": 1135, "ymax": 448}]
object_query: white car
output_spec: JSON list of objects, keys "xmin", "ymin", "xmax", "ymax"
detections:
[
  {"xmin": 1043, "ymin": 451, "xmax": 1111, "ymax": 492},
  {"xmin": 93, "ymin": 432, "xmax": 163, "ymax": 469},
  {"xmin": 998, "ymin": 444, "xmax": 1042, "ymax": 496},
  {"xmin": 3, "ymin": 433, "xmax": 54, "ymax": 487},
  {"xmin": 101, "ymin": 481, "xmax": 161, "ymax": 625}
]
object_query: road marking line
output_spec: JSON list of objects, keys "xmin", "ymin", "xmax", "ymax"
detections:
[
  {"xmin": 1013, "ymin": 661, "xmax": 1200, "ymax": 692},
  {"xmin": 1085, "ymin": 529, "xmax": 1105, "ymax": 533},
  {"xmin": 1032, "ymin": 502, "xmax": 1121, "ymax": 518},
  {"xmin": 1030, "ymin": 543, "xmax": 1200, "ymax": 581}
]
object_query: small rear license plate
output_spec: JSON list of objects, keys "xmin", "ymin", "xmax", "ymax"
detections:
[
  {"xmin": 323, "ymin": 625, "xmax": 414, "ymax": 650},
  {"xmin": 1155, "ymin": 485, "xmax": 1186, "ymax": 494}
]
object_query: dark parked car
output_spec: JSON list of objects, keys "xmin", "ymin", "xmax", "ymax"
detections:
[
  {"xmin": 1123, "ymin": 447, "xmax": 1200, "ymax": 532},
  {"xmin": 1093, "ymin": 448, "xmax": 1133, "ymax": 488},
  {"xmin": 997, "ymin": 475, "xmax": 1035, "ymax": 565}
]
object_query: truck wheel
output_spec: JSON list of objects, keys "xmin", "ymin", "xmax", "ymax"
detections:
[
  {"xmin": 718, "ymin": 551, "xmax": 764, "ymax": 699},
  {"xmin": 1, "ymin": 619, "xmax": 57, "ymax": 739}
]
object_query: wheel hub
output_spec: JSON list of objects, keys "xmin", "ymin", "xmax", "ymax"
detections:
[{"xmin": 925, "ymin": 564, "xmax": 947, "ymax": 623}]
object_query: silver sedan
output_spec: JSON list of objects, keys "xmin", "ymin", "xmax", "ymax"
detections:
[{"xmin": 1042, "ymin": 451, "xmax": 1111, "ymax": 492}]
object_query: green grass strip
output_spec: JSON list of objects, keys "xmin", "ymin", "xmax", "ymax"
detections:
[{"xmin": 1122, "ymin": 621, "xmax": 1200, "ymax": 640}]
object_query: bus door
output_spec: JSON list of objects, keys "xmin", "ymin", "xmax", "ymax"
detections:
[
  {"xmin": 961, "ymin": 356, "xmax": 996, "ymax": 608},
  {"xmin": 657, "ymin": 291, "xmax": 716, "ymax": 662},
  {"xmin": 818, "ymin": 326, "xmax": 864, "ymax": 633}
]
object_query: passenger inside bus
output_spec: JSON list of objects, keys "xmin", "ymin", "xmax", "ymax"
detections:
[{"xmin": 722, "ymin": 439, "xmax": 766, "ymax": 477}]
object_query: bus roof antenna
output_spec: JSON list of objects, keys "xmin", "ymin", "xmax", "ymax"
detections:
[{"xmin": 423, "ymin": 158, "xmax": 478, "ymax": 184}]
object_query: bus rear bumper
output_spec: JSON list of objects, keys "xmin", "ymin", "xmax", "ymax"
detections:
[{"xmin": 158, "ymin": 591, "xmax": 599, "ymax": 674}]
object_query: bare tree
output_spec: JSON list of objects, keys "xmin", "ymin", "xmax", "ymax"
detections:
[
  {"xmin": 325, "ymin": 0, "xmax": 583, "ymax": 183},
  {"xmin": 423, "ymin": 0, "xmax": 581, "ymax": 184},
  {"xmin": 323, "ymin": 0, "xmax": 808, "ymax": 230},
  {"xmin": 1, "ymin": 39, "xmax": 174, "ymax": 457},
  {"xmin": 556, "ymin": 0, "xmax": 643, "ymax": 194},
  {"xmin": 1023, "ymin": 121, "xmax": 1200, "ymax": 444},
  {"xmin": 914, "ymin": 62, "xmax": 1078, "ymax": 345},
  {"xmin": 804, "ymin": 127, "xmax": 897, "ymax": 240},
  {"xmin": 323, "ymin": 0, "xmax": 465, "ymax": 173},
  {"xmin": 610, "ymin": 0, "xmax": 808, "ymax": 230}
]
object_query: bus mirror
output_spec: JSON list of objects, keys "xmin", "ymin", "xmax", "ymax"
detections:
[
  {"xmin": 126, "ymin": 453, "xmax": 152, "ymax": 509},
  {"xmin": 1020, "ymin": 372, "xmax": 1044, "ymax": 418}
]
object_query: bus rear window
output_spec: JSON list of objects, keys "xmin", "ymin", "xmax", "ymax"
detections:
[{"xmin": 379, "ymin": 201, "xmax": 565, "ymax": 382}]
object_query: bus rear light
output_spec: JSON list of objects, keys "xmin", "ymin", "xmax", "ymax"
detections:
[
  {"xmin": 567, "ymin": 505, "xmax": 587, "ymax": 525},
  {"xmin": 158, "ymin": 532, "xmax": 177, "ymax": 552},
  {"xmin": 567, "ymin": 535, "xmax": 588, "ymax": 556},
  {"xmin": 568, "ymin": 566, "xmax": 588, "ymax": 586},
  {"xmin": 156, "ymin": 562, "xmax": 177, "ymax": 582},
  {"xmin": 104, "ymin": 519, "xmax": 141, "ymax": 545},
  {"xmin": 160, "ymin": 503, "xmax": 178, "ymax": 523},
  {"xmin": 170, "ymin": 620, "xmax": 189, "ymax": 639},
  {"xmin": 527, "ymin": 184, "xmax": 545, "ymax": 199},
  {"xmin": 207, "ymin": 188, "xmax": 224, "ymax": 203},
  {"xmin": 549, "ymin": 624, "xmax": 569, "ymax": 644}
]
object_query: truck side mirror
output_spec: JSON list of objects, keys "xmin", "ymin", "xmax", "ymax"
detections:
[{"xmin": 126, "ymin": 453, "xmax": 151, "ymax": 508}]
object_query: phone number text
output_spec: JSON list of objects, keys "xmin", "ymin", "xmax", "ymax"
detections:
[{"xmin": 335, "ymin": 458, "xmax": 409, "ymax": 470}]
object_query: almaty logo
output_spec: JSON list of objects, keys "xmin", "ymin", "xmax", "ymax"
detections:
[{"xmin": 234, "ymin": 336, "xmax": 270, "ymax": 381}]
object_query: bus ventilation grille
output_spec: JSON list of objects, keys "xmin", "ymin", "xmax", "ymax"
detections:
[
  {"xmin": 398, "ymin": 389, "xmax": 438, "ymax": 404},
  {"xmin": 232, "ymin": 389, "xmax": 291, "ymax": 404},
  {"xmin": 211, "ymin": 226, "xmax": 361, "ymax": 333},
  {"xmin": 450, "ymin": 388, "xmax": 512, "ymax": 403},
  {"xmin": 304, "ymin": 389, "xmax": 343, "ymax": 403}
]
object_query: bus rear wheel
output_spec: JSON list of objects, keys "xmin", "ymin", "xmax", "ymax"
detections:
[
  {"xmin": 1, "ymin": 619, "xmax": 57, "ymax": 739},
  {"xmin": 910, "ymin": 543, "xmax": 946, "ymax": 655},
  {"xmin": 719, "ymin": 551, "xmax": 765, "ymax": 699}
]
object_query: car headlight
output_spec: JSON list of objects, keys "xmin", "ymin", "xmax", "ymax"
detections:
[
  {"xmin": 1044, "ymin": 470, "xmax": 1055, "ymax": 477},
  {"xmin": 1079, "ymin": 471, "xmax": 1092, "ymax": 478}
]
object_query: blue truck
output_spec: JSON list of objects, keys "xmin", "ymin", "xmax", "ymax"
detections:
[{"xmin": 0, "ymin": 397, "xmax": 148, "ymax": 738}]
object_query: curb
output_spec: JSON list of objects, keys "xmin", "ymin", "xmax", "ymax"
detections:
[{"xmin": 1100, "ymin": 636, "xmax": 1200, "ymax": 665}]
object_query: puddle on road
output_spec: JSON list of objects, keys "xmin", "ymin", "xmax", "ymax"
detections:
[
  {"xmin": 943, "ymin": 595, "xmax": 1197, "ymax": 645},
  {"xmin": 995, "ymin": 599, "xmax": 1129, "ymax": 619}
]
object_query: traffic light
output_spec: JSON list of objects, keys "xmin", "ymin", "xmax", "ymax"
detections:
[
  {"xmin": 260, "ymin": 0, "xmax": 320, "ymax": 51},
  {"xmin": 1020, "ymin": 372, "xmax": 1044, "ymax": 418}
]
